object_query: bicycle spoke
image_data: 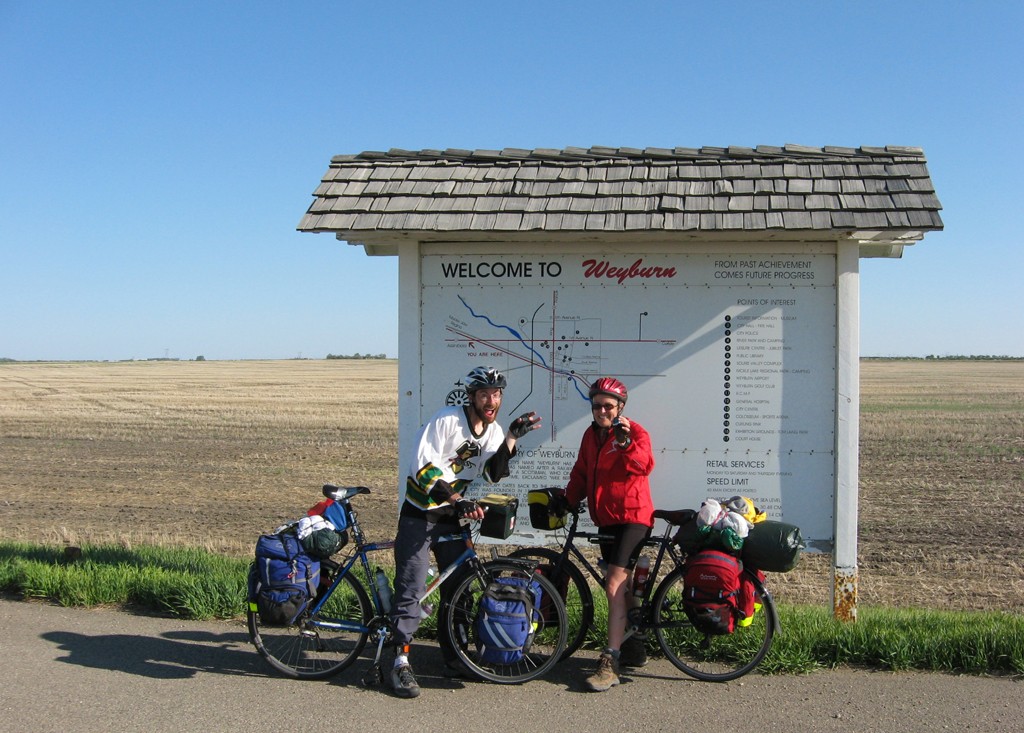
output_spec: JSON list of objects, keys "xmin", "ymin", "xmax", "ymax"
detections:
[
  {"xmin": 248, "ymin": 572, "xmax": 372, "ymax": 679},
  {"xmin": 508, "ymin": 547, "xmax": 595, "ymax": 660},
  {"xmin": 441, "ymin": 560, "xmax": 568, "ymax": 684}
]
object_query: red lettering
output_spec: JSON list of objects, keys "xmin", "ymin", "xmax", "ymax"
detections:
[{"xmin": 581, "ymin": 258, "xmax": 677, "ymax": 284}]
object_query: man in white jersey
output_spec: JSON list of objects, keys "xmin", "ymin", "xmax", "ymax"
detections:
[{"xmin": 388, "ymin": 366, "xmax": 540, "ymax": 698}]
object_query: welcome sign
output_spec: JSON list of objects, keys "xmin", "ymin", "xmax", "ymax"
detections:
[{"xmin": 416, "ymin": 248, "xmax": 837, "ymax": 545}]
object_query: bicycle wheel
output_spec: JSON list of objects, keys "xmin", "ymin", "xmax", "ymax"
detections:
[
  {"xmin": 439, "ymin": 559, "xmax": 568, "ymax": 684},
  {"xmin": 248, "ymin": 571, "xmax": 373, "ymax": 679},
  {"xmin": 651, "ymin": 566, "xmax": 776, "ymax": 682},
  {"xmin": 507, "ymin": 547, "xmax": 594, "ymax": 660}
]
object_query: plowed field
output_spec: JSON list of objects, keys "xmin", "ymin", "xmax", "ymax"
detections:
[{"xmin": 1, "ymin": 359, "xmax": 1021, "ymax": 611}]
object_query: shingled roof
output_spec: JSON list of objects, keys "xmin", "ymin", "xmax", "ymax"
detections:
[{"xmin": 297, "ymin": 145, "xmax": 943, "ymax": 256}]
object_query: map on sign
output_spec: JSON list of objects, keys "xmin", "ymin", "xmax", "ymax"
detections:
[{"xmin": 418, "ymin": 251, "xmax": 838, "ymax": 546}]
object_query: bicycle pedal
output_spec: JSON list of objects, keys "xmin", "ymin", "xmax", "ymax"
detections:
[{"xmin": 361, "ymin": 663, "xmax": 384, "ymax": 687}]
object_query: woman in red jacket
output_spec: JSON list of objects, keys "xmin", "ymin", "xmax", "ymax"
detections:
[{"xmin": 564, "ymin": 377, "xmax": 655, "ymax": 692}]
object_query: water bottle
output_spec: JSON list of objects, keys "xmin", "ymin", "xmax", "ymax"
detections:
[
  {"xmin": 632, "ymin": 556, "xmax": 651, "ymax": 598},
  {"xmin": 374, "ymin": 568, "xmax": 393, "ymax": 613},
  {"xmin": 597, "ymin": 558, "xmax": 608, "ymax": 578},
  {"xmin": 419, "ymin": 565, "xmax": 437, "ymax": 619}
]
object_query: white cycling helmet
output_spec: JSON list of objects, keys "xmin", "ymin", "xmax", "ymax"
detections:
[{"xmin": 464, "ymin": 366, "xmax": 506, "ymax": 393}]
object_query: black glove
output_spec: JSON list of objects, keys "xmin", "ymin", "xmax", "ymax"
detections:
[
  {"xmin": 508, "ymin": 412, "xmax": 537, "ymax": 439},
  {"xmin": 611, "ymin": 417, "xmax": 629, "ymax": 445},
  {"xmin": 453, "ymin": 499, "xmax": 480, "ymax": 518}
]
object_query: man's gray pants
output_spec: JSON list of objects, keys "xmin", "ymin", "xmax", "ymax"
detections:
[{"xmin": 389, "ymin": 513, "xmax": 467, "ymax": 663}]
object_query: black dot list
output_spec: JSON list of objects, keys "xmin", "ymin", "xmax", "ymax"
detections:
[{"xmin": 723, "ymin": 315, "xmax": 731, "ymax": 442}]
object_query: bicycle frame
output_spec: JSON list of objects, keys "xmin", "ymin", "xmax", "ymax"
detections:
[
  {"xmin": 531, "ymin": 505, "xmax": 770, "ymax": 629},
  {"xmin": 513, "ymin": 501, "xmax": 781, "ymax": 680},
  {"xmin": 309, "ymin": 528, "xmax": 477, "ymax": 631},
  {"xmin": 634, "ymin": 525, "xmax": 689, "ymax": 611},
  {"xmin": 549, "ymin": 505, "xmax": 687, "ymax": 598},
  {"xmin": 248, "ymin": 484, "xmax": 568, "ymax": 684}
]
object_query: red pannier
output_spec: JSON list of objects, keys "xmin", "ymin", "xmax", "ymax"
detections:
[{"xmin": 683, "ymin": 550, "xmax": 745, "ymax": 635}]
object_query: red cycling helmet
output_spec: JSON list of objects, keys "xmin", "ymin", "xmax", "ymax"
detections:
[{"xmin": 589, "ymin": 377, "xmax": 628, "ymax": 404}]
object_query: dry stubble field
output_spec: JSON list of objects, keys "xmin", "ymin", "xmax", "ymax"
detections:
[{"xmin": 1, "ymin": 359, "xmax": 1021, "ymax": 612}]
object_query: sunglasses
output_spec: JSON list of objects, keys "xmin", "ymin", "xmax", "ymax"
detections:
[{"xmin": 591, "ymin": 402, "xmax": 619, "ymax": 412}]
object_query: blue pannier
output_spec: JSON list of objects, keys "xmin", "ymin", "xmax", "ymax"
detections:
[
  {"xmin": 475, "ymin": 576, "xmax": 540, "ymax": 664},
  {"xmin": 248, "ymin": 532, "xmax": 320, "ymax": 625}
]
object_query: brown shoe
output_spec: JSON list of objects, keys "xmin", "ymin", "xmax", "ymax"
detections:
[{"xmin": 585, "ymin": 652, "xmax": 620, "ymax": 692}]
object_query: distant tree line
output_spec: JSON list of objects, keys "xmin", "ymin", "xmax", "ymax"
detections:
[{"xmin": 325, "ymin": 353, "xmax": 391, "ymax": 360}]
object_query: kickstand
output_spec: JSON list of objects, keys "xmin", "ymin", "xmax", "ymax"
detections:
[{"xmin": 361, "ymin": 634, "xmax": 390, "ymax": 687}]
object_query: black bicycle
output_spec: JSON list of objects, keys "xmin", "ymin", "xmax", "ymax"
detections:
[
  {"xmin": 247, "ymin": 484, "xmax": 568, "ymax": 684},
  {"xmin": 509, "ymin": 501, "xmax": 779, "ymax": 682}
]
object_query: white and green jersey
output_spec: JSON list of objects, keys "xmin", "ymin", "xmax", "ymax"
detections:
[{"xmin": 404, "ymin": 406, "xmax": 510, "ymax": 513}]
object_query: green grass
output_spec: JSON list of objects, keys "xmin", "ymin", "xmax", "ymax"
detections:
[
  {"xmin": 548, "ymin": 575, "xmax": 1022, "ymax": 676},
  {"xmin": 763, "ymin": 604, "xmax": 1023, "ymax": 675},
  {"xmin": 0, "ymin": 542, "xmax": 246, "ymax": 619},
  {"xmin": 2, "ymin": 541, "xmax": 1021, "ymax": 676}
]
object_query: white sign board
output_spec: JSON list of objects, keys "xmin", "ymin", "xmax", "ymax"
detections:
[{"xmin": 417, "ymin": 251, "xmax": 837, "ymax": 546}]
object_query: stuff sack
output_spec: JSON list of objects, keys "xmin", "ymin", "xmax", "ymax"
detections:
[
  {"xmin": 672, "ymin": 514, "xmax": 703, "ymax": 555},
  {"xmin": 248, "ymin": 532, "xmax": 320, "ymax": 626},
  {"xmin": 475, "ymin": 577, "xmax": 540, "ymax": 664},
  {"xmin": 300, "ymin": 525, "xmax": 348, "ymax": 559},
  {"xmin": 741, "ymin": 520, "xmax": 804, "ymax": 573},
  {"xmin": 296, "ymin": 514, "xmax": 348, "ymax": 559},
  {"xmin": 695, "ymin": 498, "xmax": 753, "ymax": 552},
  {"xmin": 305, "ymin": 498, "xmax": 349, "ymax": 532},
  {"xmin": 683, "ymin": 550, "xmax": 744, "ymax": 635}
]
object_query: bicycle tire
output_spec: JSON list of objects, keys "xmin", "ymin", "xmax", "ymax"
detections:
[
  {"xmin": 507, "ymin": 546, "xmax": 595, "ymax": 660},
  {"xmin": 651, "ymin": 565, "xmax": 776, "ymax": 682},
  {"xmin": 248, "ymin": 571, "xmax": 373, "ymax": 679},
  {"xmin": 439, "ymin": 559, "xmax": 568, "ymax": 684}
]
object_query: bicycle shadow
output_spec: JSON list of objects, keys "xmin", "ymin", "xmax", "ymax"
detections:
[
  {"xmin": 41, "ymin": 623, "xmax": 664, "ymax": 691},
  {"xmin": 320, "ymin": 642, "xmax": 614, "ymax": 695},
  {"xmin": 40, "ymin": 627, "xmax": 267, "ymax": 680}
]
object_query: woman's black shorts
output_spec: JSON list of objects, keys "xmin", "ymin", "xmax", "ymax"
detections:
[{"xmin": 598, "ymin": 523, "xmax": 653, "ymax": 569}]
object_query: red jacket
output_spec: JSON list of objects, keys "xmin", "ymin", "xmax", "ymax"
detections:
[{"xmin": 565, "ymin": 420, "xmax": 655, "ymax": 528}]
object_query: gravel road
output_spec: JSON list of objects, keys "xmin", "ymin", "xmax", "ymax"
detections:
[{"xmin": 1, "ymin": 599, "xmax": 1019, "ymax": 733}]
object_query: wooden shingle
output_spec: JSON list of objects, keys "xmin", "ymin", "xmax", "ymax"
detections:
[{"xmin": 298, "ymin": 145, "xmax": 943, "ymax": 249}]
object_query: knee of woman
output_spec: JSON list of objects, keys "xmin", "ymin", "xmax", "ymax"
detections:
[{"xmin": 604, "ymin": 568, "xmax": 630, "ymax": 597}]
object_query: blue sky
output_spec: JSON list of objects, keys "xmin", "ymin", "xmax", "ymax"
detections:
[{"xmin": 2, "ymin": 1, "xmax": 1021, "ymax": 360}]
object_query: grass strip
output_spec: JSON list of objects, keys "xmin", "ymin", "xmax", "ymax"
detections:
[{"xmin": 2, "ymin": 541, "xmax": 1021, "ymax": 676}]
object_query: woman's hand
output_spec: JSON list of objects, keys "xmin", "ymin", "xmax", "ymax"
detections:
[{"xmin": 612, "ymin": 416, "xmax": 632, "ymax": 447}]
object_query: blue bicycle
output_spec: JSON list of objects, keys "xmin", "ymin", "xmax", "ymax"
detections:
[{"xmin": 247, "ymin": 484, "xmax": 568, "ymax": 684}]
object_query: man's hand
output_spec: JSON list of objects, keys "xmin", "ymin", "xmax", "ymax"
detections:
[
  {"xmin": 453, "ymin": 498, "xmax": 484, "ymax": 520},
  {"xmin": 508, "ymin": 411, "xmax": 542, "ymax": 439}
]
